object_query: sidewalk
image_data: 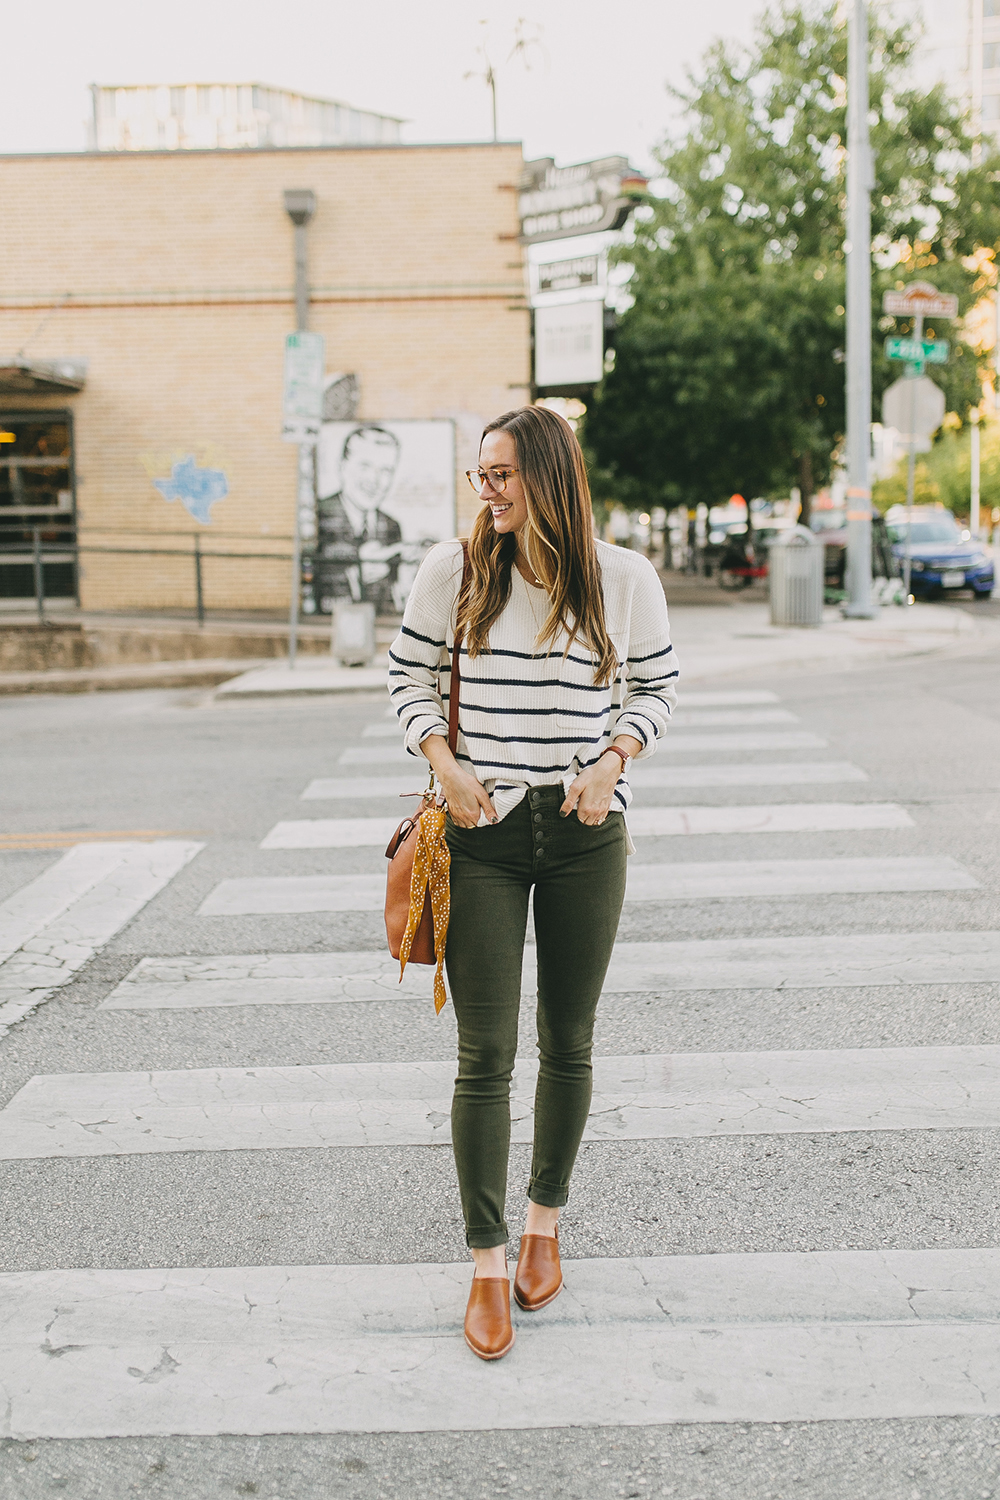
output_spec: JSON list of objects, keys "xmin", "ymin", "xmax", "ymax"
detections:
[{"xmin": 2, "ymin": 596, "xmax": 994, "ymax": 697}]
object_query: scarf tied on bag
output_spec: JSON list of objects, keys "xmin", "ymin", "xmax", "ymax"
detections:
[{"xmin": 398, "ymin": 803, "xmax": 451, "ymax": 1014}]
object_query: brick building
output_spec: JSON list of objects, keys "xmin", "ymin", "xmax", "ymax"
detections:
[{"xmin": 0, "ymin": 142, "xmax": 529, "ymax": 612}]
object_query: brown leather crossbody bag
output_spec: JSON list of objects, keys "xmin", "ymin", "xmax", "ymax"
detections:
[{"xmin": 383, "ymin": 544, "xmax": 469, "ymax": 1010}]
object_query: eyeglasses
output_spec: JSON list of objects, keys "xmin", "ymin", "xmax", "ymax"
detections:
[{"xmin": 465, "ymin": 467, "xmax": 520, "ymax": 495}]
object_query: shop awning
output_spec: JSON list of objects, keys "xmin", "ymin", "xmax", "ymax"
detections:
[{"xmin": 0, "ymin": 357, "xmax": 87, "ymax": 395}]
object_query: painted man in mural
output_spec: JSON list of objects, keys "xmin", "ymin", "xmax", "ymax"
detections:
[{"xmin": 313, "ymin": 425, "xmax": 403, "ymax": 615}]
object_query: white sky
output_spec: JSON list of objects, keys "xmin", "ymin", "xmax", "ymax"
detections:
[{"xmin": 1, "ymin": 0, "xmax": 762, "ymax": 171}]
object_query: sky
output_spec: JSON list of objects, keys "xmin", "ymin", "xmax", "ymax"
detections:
[{"xmin": 0, "ymin": 0, "xmax": 763, "ymax": 172}]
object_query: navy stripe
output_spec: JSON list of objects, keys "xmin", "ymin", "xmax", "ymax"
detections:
[
  {"xmin": 458, "ymin": 701, "xmax": 610, "ymax": 719},
  {"xmin": 612, "ymin": 787, "xmax": 628, "ymax": 810},
  {"xmin": 388, "ymin": 649, "xmax": 433, "ymax": 669},
  {"xmin": 621, "ymin": 710, "xmax": 660, "ymax": 742},
  {"xmin": 460, "ymin": 644, "xmax": 598, "ymax": 667},
  {"xmin": 462, "ymin": 729, "xmax": 605, "ymax": 747},
  {"xmin": 450, "ymin": 674, "xmax": 609, "ymax": 693},
  {"xmin": 397, "ymin": 696, "xmax": 441, "ymax": 718},
  {"xmin": 628, "ymin": 644, "xmax": 674, "ymax": 664},
  {"xmin": 401, "ymin": 624, "xmax": 446, "ymax": 649}
]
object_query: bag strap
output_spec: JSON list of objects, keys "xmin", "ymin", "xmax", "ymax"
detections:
[{"xmin": 448, "ymin": 541, "xmax": 470, "ymax": 755}]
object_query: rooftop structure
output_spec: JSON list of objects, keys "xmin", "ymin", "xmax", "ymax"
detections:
[{"xmin": 88, "ymin": 83, "xmax": 402, "ymax": 153}]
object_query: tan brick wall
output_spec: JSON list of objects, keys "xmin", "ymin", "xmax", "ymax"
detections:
[{"xmin": 0, "ymin": 144, "xmax": 530, "ymax": 610}]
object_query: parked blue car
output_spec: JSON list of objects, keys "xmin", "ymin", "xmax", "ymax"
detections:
[{"xmin": 886, "ymin": 510, "xmax": 994, "ymax": 600}]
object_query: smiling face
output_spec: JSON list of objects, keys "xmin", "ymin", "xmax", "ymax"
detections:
[{"xmin": 478, "ymin": 429, "xmax": 528, "ymax": 536}]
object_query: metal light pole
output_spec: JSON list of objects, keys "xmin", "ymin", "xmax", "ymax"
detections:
[
  {"xmin": 843, "ymin": 0, "xmax": 878, "ymax": 618},
  {"xmin": 283, "ymin": 189, "xmax": 317, "ymax": 668},
  {"xmin": 971, "ymin": 406, "xmax": 982, "ymax": 540}
]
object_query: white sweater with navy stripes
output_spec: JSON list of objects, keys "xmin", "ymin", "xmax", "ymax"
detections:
[{"xmin": 388, "ymin": 538, "xmax": 678, "ymax": 830}]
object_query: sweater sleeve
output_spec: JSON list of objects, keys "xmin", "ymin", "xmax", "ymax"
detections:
[
  {"xmin": 614, "ymin": 556, "xmax": 678, "ymax": 760},
  {"xmin": 387, "ymin": 540, "xmax": 464, "ymax": 757}
]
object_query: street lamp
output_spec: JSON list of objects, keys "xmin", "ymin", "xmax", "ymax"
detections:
[
  {"xmin": 283, "ymin": 189, "xmax": 316, "ymax": 333},
  {"xmin": 283, "ymin": 189, "xmax": 318, "ymax": 667},
  {"xmin": 843, "ymin": 0, "xmax": 878, "ymax": 618}
]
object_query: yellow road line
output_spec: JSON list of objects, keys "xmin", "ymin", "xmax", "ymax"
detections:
[{"xmin": 0, "ymin": 831, "xmax": 202, "ymax": 850}]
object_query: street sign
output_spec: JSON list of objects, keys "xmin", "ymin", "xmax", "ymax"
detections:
[
  {"xmin": 519, "ymin": 157, "xmax": 647, "ymax": 244},
  {"xmin": 881, "ymin": 280, "xmax": 958, "ymax": 320},
  {"xmin": 282, "ymin": 331, "xmax": 326, "ymax": 446},
  {"xmin": 881, "ymin": 375, "xmax": 946, "ymax": 452},
  {"xmin": 884, "ymin": 336, "xmax": 950, "ymax": 365}
]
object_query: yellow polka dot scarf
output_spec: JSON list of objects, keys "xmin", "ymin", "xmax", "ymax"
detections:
[{"xmin": 398, "ymin": 803, "xmax": 451, "ymax": 1014}]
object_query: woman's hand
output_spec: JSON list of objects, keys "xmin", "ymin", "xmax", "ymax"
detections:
[
  {"xmin": 438, "ymin": 764, "xmax": 498, "ymax": 828},
  {"xmin": 560, "ymin": 753, "xmax": 622, "ymax": 826},
  {"xmin": 420, "ymin": 733, "xmax": 497, "ymax": 828}
]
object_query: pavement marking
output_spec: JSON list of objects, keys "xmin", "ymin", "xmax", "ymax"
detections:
[
  {"xmin": 669, "ymin": 708, "xmax": 798, "ymax": 727},
  {"xmin": 301, "ymin": 775, "xmax": 425, "ymax": 800},
  {"xmin": 4, "ymin": 1045, "xmax": 1000, "ymax": 1159},
  {"xmin": 101, "ymin": 951, "xmax": 445, "ymax": 1009},
  {"xmin": 0, "ymin": 844, "xmax": 130, "ymax": 964},
  {"xmin": 338, "ymin": 731, "xmax": 828, "ymax": 765},
  {"xmin": 0, "ymin": 831, "xmax": 190, "ymax": 852},
  {"xmin": 0, "ymin": 842, "xmax": 204, "ymax": 1034},
  {"xmin": 660, "ymin": 730, "xmax": 827, "ymax": 752},
  {"xmin": 362, "ymin": 721, "xmax": 407, "ymax": 738},
  {"xmin": 628, "ymin": 760, "xmax": 868, "ymax": 788},
  {"xmin": 198, "ymin": 856, "xmax": 975, "ymax": 915},
  {"xmin": 100, "ymin": 930, "xmax": 1000, "ymax": 1013},
  {"xmin": 260, "ymin": 817, "xmax": 401, "ymax": 849},
  {"xmin": 676, "ymin": 690, "xmax": 780, "ymax": 707},
  {"xmin": 260, "ymin": 803, "xmax": 912, "ymax": 850},
  {"xmin": 624, "ymin": 856, "xmax": 976, "ymax": 901},
  {"xmin": 3, "ymin": 1248, "xmax": 999, "ymax": 1436}
]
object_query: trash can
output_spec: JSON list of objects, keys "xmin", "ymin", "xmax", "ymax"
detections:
[
  {"xmin": 332, "ymin": 600, "xmax": 376, "ymax": 666},
  {"xmin": 768, "ymin": 526, "xmax": 824, "ymax": 627}
]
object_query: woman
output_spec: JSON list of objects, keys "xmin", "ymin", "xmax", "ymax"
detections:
[{"xmin": 388, "ymin": 406, "xmax": 677, "ymax": 1360}]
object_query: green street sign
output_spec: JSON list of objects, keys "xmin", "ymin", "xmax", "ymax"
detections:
[{"xmin": 884, "ymin": 336, "xmax": 949, "ymax": 365}]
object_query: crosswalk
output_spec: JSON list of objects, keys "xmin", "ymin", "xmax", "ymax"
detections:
[{"xmin": 2, "ymin": 679, "xmax": 999, "ymax": 1440}]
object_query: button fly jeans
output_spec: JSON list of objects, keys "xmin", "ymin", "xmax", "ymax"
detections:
[{"xmin": 444, "ymin": 786, "xmax": 627, "ymax": 1249}]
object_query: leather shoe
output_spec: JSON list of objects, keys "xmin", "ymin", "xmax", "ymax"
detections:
[
  {"xmin": 464, "ymin": 1276, "xmax": 515, "ymax": 1360},
  {"xmin": 513, "ymin": 1228, "xmax": 563, "ymax": 1311}
]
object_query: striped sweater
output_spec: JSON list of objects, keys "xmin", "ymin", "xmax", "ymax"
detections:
[{"xmin": 388, "ymin": 538, "xmax": 678, "ymax": 833}]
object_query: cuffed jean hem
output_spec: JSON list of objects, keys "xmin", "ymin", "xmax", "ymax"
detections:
[
  {"xmin": 527, "ymin": 1179, "xmax": 570, "ymax": 1209},
  {"xmin": 466, "ymin": 1222, "xmax": 509, "ymax": 1250}
]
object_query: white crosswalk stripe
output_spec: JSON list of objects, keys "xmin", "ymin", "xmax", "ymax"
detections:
[
  {"xmin": 3, "ymin": 1045, "xmax": 999, "ymax": 1160},
  {"xmin": 97, "ymin": 930, "xmax": 1000, "ymax": 1012},
  {"xmin": 260, "ymin": 803, "xmax": 912, "ymax": 848},
  {"xmin": 9, "ymin": 681, "xmax": 1000, "ymax": 1444},
  {"xmin": 3, "ymin": 1249, "xmax": 999, "ymax": 1437},
  {"xmin": 339, "ymin": 729, "xmax": 829, "ymax": 764},
  {"xmin": 198, "ymin": 856, "xmax": 976, "ymax": 915},
  {"xmin": 0, "ymin": 841, "xmax": 203, "ymax": 1035}
]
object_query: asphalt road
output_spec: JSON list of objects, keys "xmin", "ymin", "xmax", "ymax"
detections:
[{"xmin": 1, "ymin": 628, "xmax": 1000, "ymax": 1499}]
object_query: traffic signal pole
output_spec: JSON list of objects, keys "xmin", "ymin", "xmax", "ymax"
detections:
[{"xmin": 843, "ymin": 0, "xmax": 878, "ymax": 618}]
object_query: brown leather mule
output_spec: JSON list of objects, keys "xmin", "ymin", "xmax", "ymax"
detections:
[
  {"xmin": 464, "ymin": 1276, "xmax": 515, "ymax": 1360},
  {"xmin": 513, "ymin": 1228, "xmax": 564, "ymax": 1311}
]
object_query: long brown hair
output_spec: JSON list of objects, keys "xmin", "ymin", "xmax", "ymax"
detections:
[{"xmin": 456, "ymin": 406, "xmax": 617, "ymax": 687}]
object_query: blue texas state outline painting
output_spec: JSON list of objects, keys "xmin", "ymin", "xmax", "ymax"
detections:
[{"xmin": 152, "ymin": 454, "xmax": 229, "ymax": 524}]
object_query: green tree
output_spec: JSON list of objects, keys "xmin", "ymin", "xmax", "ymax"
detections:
[
  {"xmin": 585, "ymin": 3, "xmax": 1000, "ymax": 523},
  {"xmin": 873, "ymin": 418, "xmax": 1000, "ymax": 519}
]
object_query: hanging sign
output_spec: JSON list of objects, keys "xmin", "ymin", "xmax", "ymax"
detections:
[
  {"xmin": 282, "ymin": 331, "xmax": 326, "ymax": 445},
  {"xmin": 519, "ymin": 157, "xmax": 647, "ymax": 244},
  {"xmin": 882, "ymin": 281, "xmax": 958, "ymax": 319}
]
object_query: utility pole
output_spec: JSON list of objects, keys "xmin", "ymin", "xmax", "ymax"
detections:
[
  {"xmin": 283, "ymin": 189, "xmax": 318, "ymax": 669},
  {"xmin": 971, "ymin": 406, "xmax": 982, "ymax": 540},
  {"xmin": 843, "ymin": 0, "xmax": 878, "ymax": 618}
]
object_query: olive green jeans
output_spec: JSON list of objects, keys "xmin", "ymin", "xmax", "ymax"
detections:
[{"xmin": 444, "ymin": 785, "xmax": 628, "ymax": 1249}]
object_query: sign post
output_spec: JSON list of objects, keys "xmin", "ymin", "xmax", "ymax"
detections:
[
  {"xmin": 844, "ymin": 0, "xmax": 877, "ymax": 618},
  {"xmin": 881, "ymin": 281, "xmax": 958, "ymax": 597},
  {"xmin": 282, "ymin": 329, "xmax": 325, "ymax": 667}
]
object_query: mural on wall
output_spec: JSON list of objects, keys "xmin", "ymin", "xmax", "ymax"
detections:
[
  {"xmin": 304, "ymin": 419, "xmax": 456, "ymax": 616},
  {"xmin": 138, "ymin": 446, "xmax": 230, "ymax": 524}
]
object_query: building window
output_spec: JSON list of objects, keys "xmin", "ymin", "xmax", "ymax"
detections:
[
  {"xmin": 986, "ymin": 42, "xmax": 1000, "ymax": 69},
  {"xmin": 983, "ymin": 93, "xmax": 1000, "ymax": 118},
  {"xmin": 987, "ymin": 0, "xmax": 999, "ymax": 16}
]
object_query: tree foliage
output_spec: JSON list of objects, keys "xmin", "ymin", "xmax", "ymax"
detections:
[
  {"xmin": 873, "ymin": 419, "xmax": 1000, "ymax": 518},
  {"xmin": 585, "ymin": 3, "xmax": 1000, "ymax": 514}
]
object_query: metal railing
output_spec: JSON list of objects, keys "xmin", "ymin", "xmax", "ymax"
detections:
[{"xmin": 0, "ymin": 527, "xmax": 295, "ymax": 625}]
